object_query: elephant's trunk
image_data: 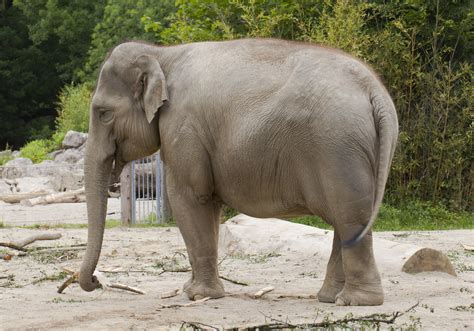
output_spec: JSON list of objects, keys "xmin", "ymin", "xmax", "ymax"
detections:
[{"xmin": 79, "ymin": 142, "xmax": 114, "ymax": 292}]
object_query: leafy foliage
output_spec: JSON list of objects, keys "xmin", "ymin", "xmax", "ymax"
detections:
[
  {"xmin": 54, "ymin": 83, "xmax": 92, "ymax": 141},
  {"xmin": 292, "ymin": 201, "xmax": 474, "ymax": 231},
  {"xmin": 80, "ymin": 0, "xmax": 175, "ymax": 81},
  {"xmin": 14, "ymin": 0, "xmax": 104, "ymax": 82},
  {"xmin": 0, "ymin": 3, "xmax": 59, "ymax": 147},
  {"xmin": 19, "ymin": 139, "xmax": 53, "ymax": 163},
  {"xmin": 144, "ymin": 0, "xmax": 473, "ymax": 211},
  {"xmin": 0, "ymin": 0, "xmax": 472, "ymax": 212}
]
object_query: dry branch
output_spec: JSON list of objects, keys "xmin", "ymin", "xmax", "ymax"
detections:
[
  {"xmin": 21, "ymin": 188, "xmax": 85, "ymax": 206},
  {"xmin": 250, "ymin": 301, "xmax": 420, "ymax": 329},
  {"xmin": 462, "ymin": 244, "xmax": 474, "ymax": 251},
  {"xmin": 253, "ymin": 286, "xmax": 275, "ymax": 298},
  {"xmin": 219, "ymin": 275, "xmax": 249, "ymax": 286},
  {"xmin": 181, "ymin": 321, "xmax": 219, "ymax": 330},
  {"xmin": 159, "ymin": 288, "xmax": 181, "ymax": 299},
  {"xmin": 57, "ymin": 272, "xmax": 79, "ymax": 294},
  {"xmin": 157, "ymin": 296, "xmax": 211, "ymax": 309},
  {"xmin": 0, "ymin": 233, "xmax": 62, "ymax": 251},
  {"xmin": 57, "ymin": 269, "xmax": 145, "ymax": 295},
  {"xmin": 108, "ymin": 283, "xmax": 146, "ymax": 294}
]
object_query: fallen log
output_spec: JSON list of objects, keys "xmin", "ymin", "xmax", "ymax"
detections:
[
  {"xmin": 0, "ymin": 191, "xmax": 49, "ymax": 204},
  {"xmin": 21, "ymin": 188, "xmax": 85, "ymax": 206}
]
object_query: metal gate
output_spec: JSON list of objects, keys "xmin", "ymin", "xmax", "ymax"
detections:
[{"xmin": 120, "ymin": 151, "xmax": 170, "ymax": 224}]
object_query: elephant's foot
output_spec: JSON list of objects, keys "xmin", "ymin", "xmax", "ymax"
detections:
[
  {"xmin": 335, "ymin": 282, "xmax": 384, "ymax": 306},
  {"xmin": 184, "ymin": 279, "xmax": 225, "ymax": 301},
  {"xmin": 317, "ymin": 281, "xmax": 344, "ymax": 303},
  {"xmin": 183, "ymin": 276, "xmax": 193, "ymax": 291}
]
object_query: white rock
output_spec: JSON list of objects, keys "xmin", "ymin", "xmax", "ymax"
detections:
[
  {"xmin": 0, "ymin": 179, "xmax": 13, "ymax": 194},
  {"xmin": 15, "ymin": 176, "xmax": 55, "ymax": 193},
  {"xmin": 1, "ymin": 158, "xmax": 34, "ymax": 178},
  {"xmin": 62, "ymin": 130, "xmax": 88, "ymax": 149},
  {"xmin": 54, "ymin": 148, "xmax": 84, "ymax": 164}
]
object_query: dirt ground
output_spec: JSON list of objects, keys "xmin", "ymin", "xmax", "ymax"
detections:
[{"xmin": 0, "ymin": 201, "xmax": 473, "ymax": 330}]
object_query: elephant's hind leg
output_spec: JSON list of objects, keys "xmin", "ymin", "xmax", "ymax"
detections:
[
  {"xmin": 333, "ymin": 197, "xmax": 384, "ymax": 306},
  {"xmin": 167, "ymin": 178, "xmax": 224, "ymax": 300},
  {"xmin": 336, "ymin": 232, "xmax": 383, "ymax": 306},
  {"xmin": 317, "ymin": 231, "xmax": 345, "ymax": 303}
]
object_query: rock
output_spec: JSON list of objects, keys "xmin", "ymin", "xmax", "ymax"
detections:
[
  {"xmin": 402, "ymin": 248, "xmax": 457, "ymax": 276},
  {"xmin": 0, "ymin": 179, "xmax": 13, "ymax": 194},
  {"xmin": 14, "ymin": 177, "xmax": 55, "ymax": 193},
  {"xmin": 49, "ymin": 168, "xmax": 84, "ymax": 192},
  {"xmin": 1, "ymin": 158, "xmax": 34, "ymax": 178},
  {"xmin": 4, "ymin": 157, "xmax": 33, "ymax": 167},
  {"xmin": 62, "ymin": 130, "xmax": 88, "ymax": 149},
  {"xmin": 219, "ymin": 215, "xmax": 333, "ymax": 256},
  {"xmin": 54, "ymin": 148, "xmax": 84, "ymax": 164}
]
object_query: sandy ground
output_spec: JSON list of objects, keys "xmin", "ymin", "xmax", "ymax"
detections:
[
  {"xmin": 0, "ymin": 199, "xmax": 121, "ymax": 226},
  {"xmin": 0, "ymin": 202, "xmax": 473, "ymax": 330}
]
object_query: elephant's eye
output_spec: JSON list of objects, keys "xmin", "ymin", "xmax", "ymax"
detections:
[{"xmin": 99, "ymin": 110, "xmax": 114, "ymax": 124}]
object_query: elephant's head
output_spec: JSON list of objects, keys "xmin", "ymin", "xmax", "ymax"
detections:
[{"xmin": 79, "ymin": 42, "xmax": 168, "ymax": 291}]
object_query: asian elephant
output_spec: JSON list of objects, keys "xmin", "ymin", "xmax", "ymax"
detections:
[{"xmin": 79, "ymin": 38, "xmax": 398, "ymax": 306}]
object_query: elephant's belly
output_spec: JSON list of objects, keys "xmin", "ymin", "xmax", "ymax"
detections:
[{"xmin": 212, "ymin": 152, "xmax": 315, "ymax": 219}]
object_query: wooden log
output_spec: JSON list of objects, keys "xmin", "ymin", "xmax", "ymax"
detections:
[
  {"xmin": 0, "ymin": 191, "xmax": 49, "ymax": 204},
  {"xmin": 160, "ymin": 158, "xmax": 172, "ymax": 221},
  {"xmin": 120, "ymin": 163, "xmax": 132, "ymax": 225},
  {"xmin": 21, "ymin": 188, "xmax": 85, "ymax": 206}
]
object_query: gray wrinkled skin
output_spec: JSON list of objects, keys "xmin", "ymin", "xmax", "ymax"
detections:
[{"xmin": 79, "ymin": 39, "xmax": 398, "ymax": 306}]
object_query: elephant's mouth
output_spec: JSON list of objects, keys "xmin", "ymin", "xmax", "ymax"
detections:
[{"xmin": 110, "ymin": 157, "xmax": 125, "ymax": 193}]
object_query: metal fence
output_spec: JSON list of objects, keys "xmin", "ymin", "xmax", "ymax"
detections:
[{"xmin": 120, "ymin": 151, "xmax": 171, "ymax": 225}]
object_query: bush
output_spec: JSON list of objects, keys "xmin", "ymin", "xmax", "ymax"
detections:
[
  {"xmin": 0, "ymin": 149, "xmax": 14, "ymax": 166},
  {"xmin": 144, "ymin": 0, "xmax": 473, "ymax": 211},
  {"xmin": 19, "ymin": 139, "xmax": 54, "ymax": 163},
  {"xmin": 291, "ymin": 201, "xmax": 473, "ymax": 231},
  {"xmin": 55, "ymin": 83, "xmax": 91, "ymax": 142}
]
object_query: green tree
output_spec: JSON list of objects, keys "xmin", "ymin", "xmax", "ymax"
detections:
[
  {"xmin": 0, "ymin": 2, "xmax": 59, "ymax": 147},
  {"xmin": 14, "ymin": 0, "xmax": 105, "ymax": 82},
  {"xmin": 80, "ymin": 0, "xmax": 175, "ymax": 82}
]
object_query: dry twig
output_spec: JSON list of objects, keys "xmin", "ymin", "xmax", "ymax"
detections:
[
  {"xmin": 159, "ymin": 288, "xmax": 181, "ymax": 299},
  {"xmin": 219, "ymin": 275, "xmax": 249, "ymax": 286},
  {"xmin": 108, "ymin": 283, "xmax": 146, "ymax": 294},
  {"xmin": 157, "ymin": 296, "xmax": 211, "ymax": 309},
  {"xmin": 57, "ymin": 269, "xmax": 145, "ymax": 295},
  {"xmin": 253, "ymin": 286, "xmax": 275, "ymax": 298},
  {"xmin": 181, "ymin": 321, "xmax": 219, "ymax": 330},
  {"xmin": 249, "ymin": 301, "xmax": 420, "ymax": 329}
]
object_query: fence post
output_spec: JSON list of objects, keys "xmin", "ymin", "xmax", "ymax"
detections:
[
  {"xmin": 160, "ymin": 158, "xmax": 172, "ymax": 221},
  {"xmin": 120, "ymin": 162, "xmax": 132, "ymax": 225}
]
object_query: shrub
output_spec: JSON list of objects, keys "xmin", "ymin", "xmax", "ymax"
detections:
[
  {"xmin": 19, "ymin": 139, "xmax": 54, "ymax": 163},
  {"xmin": 55, "ymin": 83, "xmax": 91, "ymax": 140}
]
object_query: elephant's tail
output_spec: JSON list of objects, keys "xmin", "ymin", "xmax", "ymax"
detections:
[{"xmin": 342, "ymin": 86, "xmax": 399, "ymax": 247}]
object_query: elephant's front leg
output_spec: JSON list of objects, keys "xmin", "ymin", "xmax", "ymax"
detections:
[{"xmin": 167, "ymin": 177, "xmax": 224, "ymax": 300}]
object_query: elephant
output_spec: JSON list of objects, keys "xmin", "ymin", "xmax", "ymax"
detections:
[{"xmin": 79, "ymin": 38, "xmax": 398, "ymax": 306}]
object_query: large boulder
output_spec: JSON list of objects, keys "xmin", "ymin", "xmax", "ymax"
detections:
[
  {"xmin": 1, "ymin": 158, "xmax": 34, "ymax": 178},
  {"xmin": 14, "ymin": 176, "xmax": 55, "ymax": 193},
  {"xmin": 54, "ymin": 148, "xmax": 84, "ymax": 165},
  {"xmin": 62, "ymin": 130, "xmax": 88, "ymax": 149},
  {"xmin": 0, "ymin": 179, "xmax": 12, "ymax": 194}
]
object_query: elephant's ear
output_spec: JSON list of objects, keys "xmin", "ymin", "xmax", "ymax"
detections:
[{"xmin": 134, "ymin": 54, "xmax": 168, "ymax": 123}]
